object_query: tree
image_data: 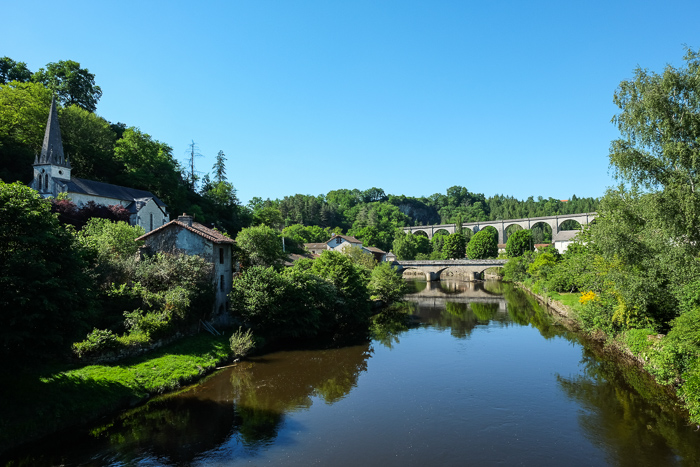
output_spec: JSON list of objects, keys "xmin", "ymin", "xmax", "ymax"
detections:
[
  {"xmin": 609, "ymin": 47, "xmax": 700, "ymax": 250},
  {"xmin": 213, "ymin": 150, "xmax": 227, "ymax": 183},
  {"xmin": 59, "ymin": 105, "xmax": 119, "ymax": 181},
  {"xmin": 442, "ymin": 232, "xmax": 467, "ymax": 259},
  {"xmin": 466, "ymin": 229, "xmax": 498, "ymax": 259},
  {"xmin": 32, "ymin": 60, "xmax": 102, "ymax": 112},
  {"xmin": 392, "ymin": 231, "xmax": 430, "ymax": 260},
  {"xmin": 368, "ymin": 262, "xmax": 408, "ymax": 304},
  {"xmin": 0, "ymin": 82, "xmax": 52, "ymax": 183},
  {"xmin": 0, "ymin": 182, "xmax": 93, "ymax": 363},
  {"xmin": 505, "ymin": 229, "xmax": 532, "ymax": 258},
  {"xmin": 235, "ymin": 225, "xmax": 287, "ymax": 268},
  {"xmin": 0, "ymin": 57, "xmax": 31, "ymax": 84}
]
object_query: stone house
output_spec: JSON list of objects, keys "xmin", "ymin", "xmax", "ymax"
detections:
[
  {"xmin": 29, "ymin": 97, "xmax": 169, "ymax": 232},
  {"xmin": 136, "ymin": 214, "xmax": 235, "ymax": 316}
]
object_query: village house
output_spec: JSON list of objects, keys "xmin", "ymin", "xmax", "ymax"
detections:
[
  {"xmin": 304, "ymin": 233, "xmax": 387, "ymax": 263},
  {"xmin": 136, "ymin": 214, "xmax": 235, "ymax": 317},
  {"xmin": 29, "ymin": 97, "xmax": 169, "ymax": 232}
]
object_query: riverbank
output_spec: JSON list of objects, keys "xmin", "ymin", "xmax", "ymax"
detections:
[
  {"xmin": 0, "ymin": 332, "xmax": 232, "ymax": 455},
  {"xmin": 515, "ymin": 282, "xmax": 693, "ymax": 420}
]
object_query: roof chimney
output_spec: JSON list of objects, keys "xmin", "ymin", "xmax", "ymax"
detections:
[{"xmin": 178, "ymin": 213, "xmax": 193, "ymax": 227}]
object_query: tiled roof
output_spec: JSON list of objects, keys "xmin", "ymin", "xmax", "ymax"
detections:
[
  {"xmin": 326, "ymin": 235, "xmax": 361, "ymax": 245},
  {"xmin": 65, "ymin": 178, "xmax": 167, "ymax": 207},
  {"xmin": 364, "ymin": 246, "xmax": 386, "ymax": 253},
  {"xmin": 304, "ymin": 243, "xmax": 327, "ymax": 249},
  {"xmin": 136, "ymin": 219, "xmax": 234, "ymax": 244}
]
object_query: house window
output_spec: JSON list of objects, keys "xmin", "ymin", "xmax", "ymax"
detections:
[
  {"xmin": 336, "ymin": 237, "xmax": 341, "ymax": 244},
  {"xmin": 219, "ymin": 247, "xmax": 224, "ymax": 264},
  {"xmin": 220, "ymin": 275, "xmax": 224, "ymax": 291}
]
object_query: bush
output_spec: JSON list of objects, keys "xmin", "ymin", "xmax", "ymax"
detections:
[
  {"xmin": 72, "ymin": 328, "xmax": 120, "ymax": 358},
  {"xmin": 124, "ymin": 309, "xmax": 173, "ymax": 341},
  {"xmin": 466, "ymin": 229, "xmax": 497, "ymax": 259},
  {"xmin": 369, "ymin": 262, "xmax": 409, "ymax": 304},
  {"xmin": 229, "ymin": 327, "xmax": 256, "ymax": 358}
]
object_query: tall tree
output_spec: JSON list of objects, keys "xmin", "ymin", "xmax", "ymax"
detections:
[
  {"xmin": 32, "ymin": 60, "xmax": 102, "ymax": 112},
  {"xmin": 213, "ymin": 150, "xmax": 227, "ymax": 183},
  {"xmin": 609, "ymin": 47, "xmax": 700, "ymax": 249},
  {"xmin": 0, "ymin": 57, "xmax": 31, "ymax": 84}
]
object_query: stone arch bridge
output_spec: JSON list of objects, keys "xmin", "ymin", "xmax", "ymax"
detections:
[
  {"xmin": 393, "ymin": 259, "xmax": 507, "ymax": 282},
  {"xmin": 402, "ymin": 212, "xmax": 597, "ymax": 246}
]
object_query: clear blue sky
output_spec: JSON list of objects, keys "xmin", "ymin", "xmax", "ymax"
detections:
[{"xmin": 5, "ymin": 0, "xmax": 699, "ymax": 205}]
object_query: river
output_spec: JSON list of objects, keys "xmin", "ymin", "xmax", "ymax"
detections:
[{"xmin": 4, "ymin": 280, "xmax": 700, "ymax": 466}]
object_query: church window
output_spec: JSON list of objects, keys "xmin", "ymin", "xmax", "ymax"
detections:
[
  {"xmin": 44, "ymin": 174, "xmax": 49, "ymax": 190},
  {"xmin": 219, "ymin": 247, "xmax": 224, "ymax": 264},
  {"xmin": 149, "ymin": 213, "xmax": 153, "ymax": 231},
  {"xmin": 37, "ymin": 174, "xmax": 42, "ymax": 190},
  {"xmin": 220, "ymin": 275, "xmax": 225, "ymax": 291}
]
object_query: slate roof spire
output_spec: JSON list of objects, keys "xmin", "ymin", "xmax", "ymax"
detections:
[{"xmin": 39, "ymin": 96, "xmax": 69, "ymax": 167}]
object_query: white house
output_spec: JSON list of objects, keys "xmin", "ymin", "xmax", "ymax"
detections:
[
  {"xmin": 29, "ymin": 97, "xmax": 169, "ymax": 232},
  {"xmin": 302, "ymin": 234, "xmax": 387, "ymax": 262},
  {"xmin": 136, "ymin": 214, "xmax": 235, "ymax": 316}
]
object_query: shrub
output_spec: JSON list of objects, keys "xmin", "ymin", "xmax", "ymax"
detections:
[
  {"xmin": 369, "ymin": 262, "xmax": 409, "ymax": 305},
  {"xmin": 72, "ymin": 328, "xmax": 120, "ymax": 358},
  {"xmin": 229, "ymin": 327, "xmax": 256, "ymax": 358},
  {"xmin": 124, "ymin": 309, "xmax": 173, "ymax": 340}
]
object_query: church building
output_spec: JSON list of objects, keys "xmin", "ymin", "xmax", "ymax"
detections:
[{"xmin": 29, "ymin": 97, "xmax": 169, "ymax": 232}]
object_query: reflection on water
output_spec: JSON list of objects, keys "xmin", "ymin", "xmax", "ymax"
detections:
[{"xmin": 4, "ymin": 282, "xmax": 700, "ymax": 466}]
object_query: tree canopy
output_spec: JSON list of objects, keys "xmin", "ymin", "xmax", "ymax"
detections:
[{"xmin": 32, "ymin": 60, "xmax": 102, "ymax": 112}]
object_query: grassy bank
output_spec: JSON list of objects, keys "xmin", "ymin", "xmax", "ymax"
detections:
[{"xmin": 0, "ymin": 332, "xmax": 231, "ymax": 454}]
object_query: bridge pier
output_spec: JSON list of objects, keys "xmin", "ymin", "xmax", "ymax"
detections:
[{"xmin": 425, "ymin": 271, "xmax": 440, "ymax": 282}]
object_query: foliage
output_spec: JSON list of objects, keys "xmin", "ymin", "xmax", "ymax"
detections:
[
  {"xmin": 442, "ymin": 232, "xmax": 467, "ymax": 259},
  {"xmin": 465, "ymin": 229, "xmax": 497, "ymax": 259},
  {"xmin": 505, "ymin": 229, "xmax": 532, "ymax": 258},
  {"xmin": 32, "ymin": 60, "xmax": 102, "ymax": 112},
  {"xmin": 229, "ymin": 266, "xmax": 337, "ymax": 338},
  {"xmin": 282, "ymin": 223, "xmax": 335, "ymax": 243},
  {"xmin": 229, "ymin": 327, "xmax": 256, "ymax": 358},
  {"xmin": 343, "ymin": 245, "xmax": 378, "ymax": 270},
  {"xmin": 392, "ymin": 231, "xmax": 430, "ymax": 260},
  {"xmin": 609, "ymin": 47, "xmax": 700, "ymax": 251},
  {"xmin": 0, "ymin": 56, "xmax": 32, "ymax": 84},
  {"xmin": 502, "ymin": 251, "xmax": 535, "ymax": 282},
  {"xmin": 369, "ymin": 262, "xmax": 409, "ymax": 304},
  {"xmin": 310, "ymin": 250, "xmax": 372, "ymax": 330},
  {"xmin": 0, "ymin": 81, "xmax": 52, "ymax": 183},
  {"xmin": 72, "ymin": 328, "xmax": 120, "ymax": 359},
  {"xmin": 0, "ymin": 182, "xmax": 94, "ymax": 363},
  {"xmin": 235, "ymin": 224, "xmax": 287, "ymax": 268}
]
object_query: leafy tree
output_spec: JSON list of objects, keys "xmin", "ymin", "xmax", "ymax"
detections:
[
  {"xmin": 311, "ymin": 250, "xmax": 371, "ymax": 330},
  {"xmin": 609, "ymin": 47, "xmax": 700, "ymax": 251},
  {"xmin": 113, "ymin": 127, "xmax": 186, "ymax": 211},
  {"xmin": 392, "ymin": 231, "xmax": 430, "ymax": 260},
  {"xmin": 442, "ymin": 232, "xmax": 467, "ymax": 259},
  {"xmin": 0, "ymin": 182, "xmax": 93, "ymax": 363},
  {"xmin": 252, "ymin": 205, "xmax": 284, "ymax": 229},
  {"xmin": 368, "ymin": 262, "xmax": 408, "ymax": 304},
  {"xmin": 0, "ymin": 82, "xmax": 52, "ymax": 183},
  {"xmin": 235, "ymin": 225, "xmax": 287, "ymax": 268},
  {"xmin": 0, "ymin": 57, "xmax": 31, "ymax": 84},
  {"xmin": 59, "ymin": 104, "xmax": 119, "ymax": 181},
  {"xmin": 505, "ymin": 229, "xmax": 532, "ymax": 258},
  {"xmin": 465, "ymin": 229, "xmax": 497, "ymax": 259},
  {"xmin": 282, "ymin": 223, "xmax": 333, "ymax": 243},
  {"xmin": 32, "ymin": 60, "xmax": 102, "ymax": 112}
]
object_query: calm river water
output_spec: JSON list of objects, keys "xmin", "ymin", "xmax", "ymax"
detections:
[{"xmin": 5, "ymin": 280, "xmax": 700, "ymax": 466}]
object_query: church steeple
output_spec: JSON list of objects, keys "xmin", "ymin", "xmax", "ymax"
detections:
[
  {"xmin": 31, "ymin": 97, "xmax": 71, "ymax": 197},
  {"xmin": 38, "ymin": 96, "xmax": 69, "ymax": 167}
]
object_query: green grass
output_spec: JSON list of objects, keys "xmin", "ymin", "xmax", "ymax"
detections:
[
  {"xmin": 0, "ymin": 333, "xmax": 231, "ymax": 453},
  {"xmin": 547, "ymin": 291, "xmax": 582, "ymax": 310}
]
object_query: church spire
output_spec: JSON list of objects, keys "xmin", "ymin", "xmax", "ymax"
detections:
[{"xmin": 39, "ymin": 96, "xmax": 67, "ymax": 166}]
